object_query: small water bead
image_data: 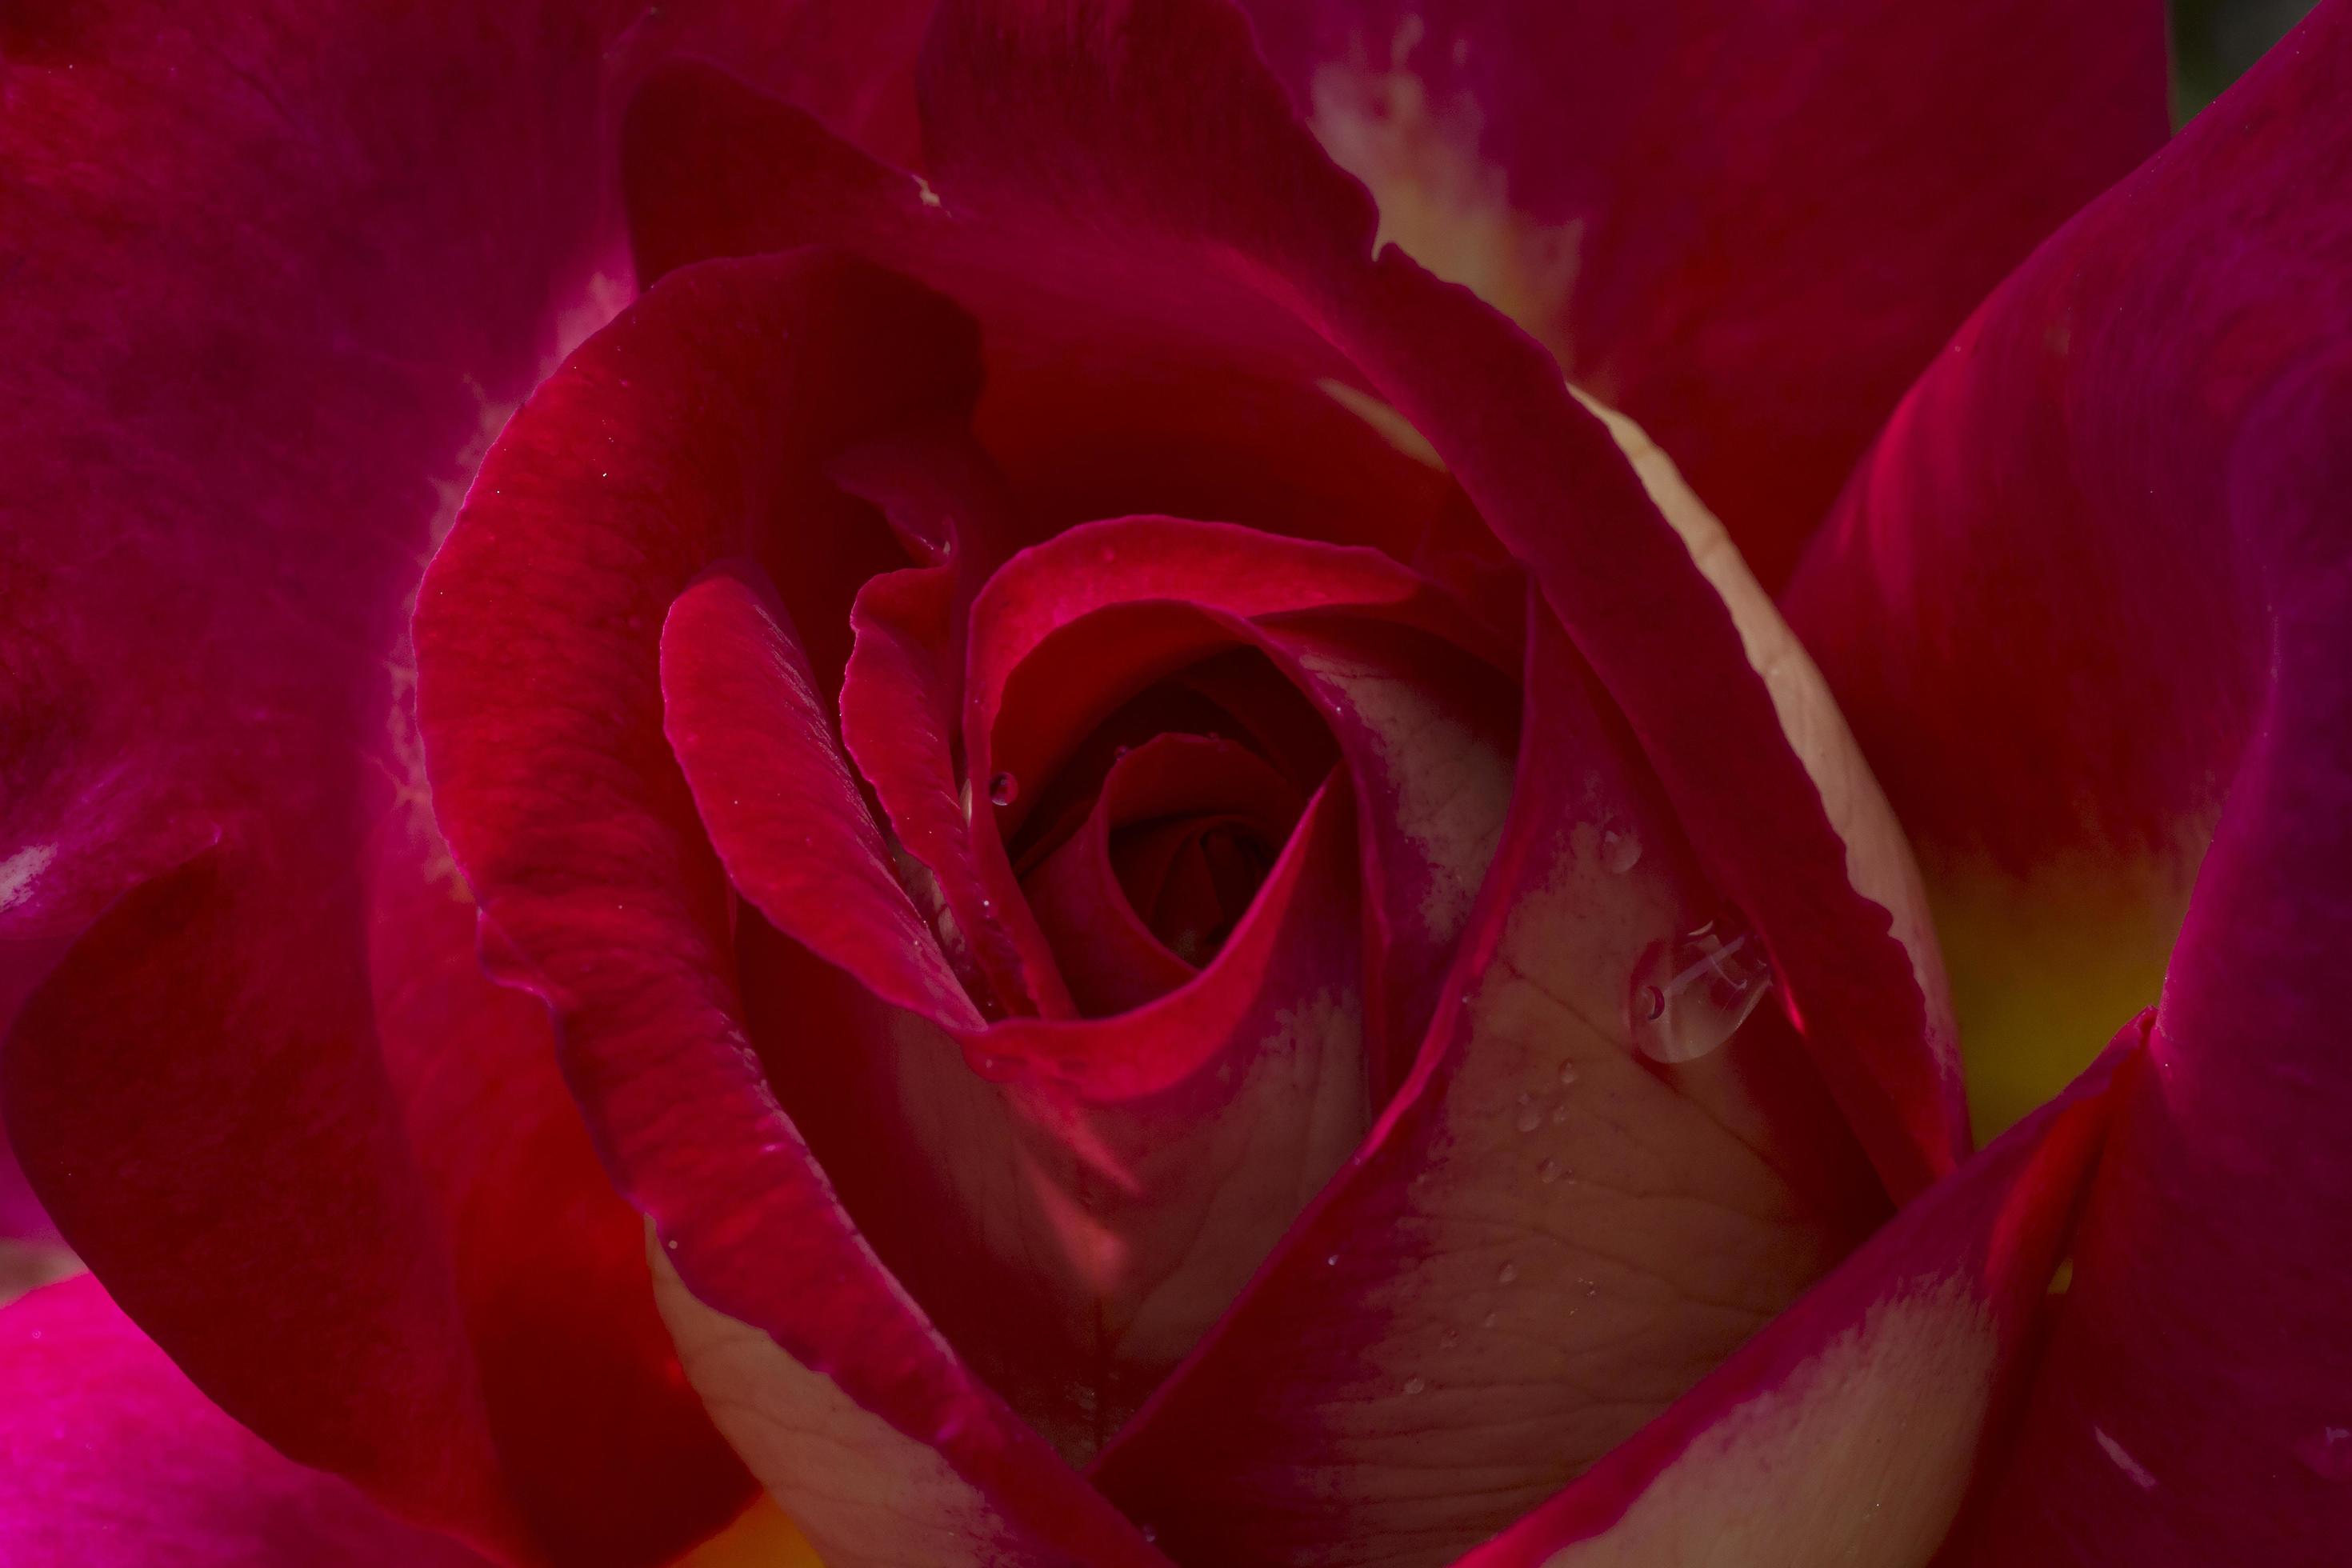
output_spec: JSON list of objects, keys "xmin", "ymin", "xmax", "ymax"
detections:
[
  {"xmin": 968, "ymin": 1051, "xmax": 1019, "ymax": 1082},
  {"xmin": 1496, "ymin": 1260, "xmax": 1519, "ymax": 1286},
  {"xmin": 1550, "ymin": 1102, "xmax": 1571, "ymax": 1126},
  {"xmin": 1627, "ymin": 914, "xmax": 1774, "ymax": 1065},
  {"xmin": 1326, "ymin": 1252, "xmax": 1342, "ymax": 1268},
  {"xmin": 1438, "ymin": 1326, "xmax": 1462, "ymax": 1349},
  {"xmin": 987, "ymin": 771, "xmax": 1020, "ymax": 807},
  {"xmin": 1557, "ymin": 1060, "xmax": 1580, "ymax": 1087},
  {"xmin": 1598, "ymin": 818, "xmax": 1642, "ymax": 875},
  {"xmin": 1402, "ymin": 1376, "xmax": 1427, "ymax": 1396},
  {"xmin": 1480, "ymin": 1309, "xmax": 1499, "ymax": 1329},
  {"xmin": 1537, "ymin": 1158, "xmax": 1562, "ymax": 1184},
  {"xmin": 1514, "ymin": 1094, "xmax": 1542, "ymax": 1134}
]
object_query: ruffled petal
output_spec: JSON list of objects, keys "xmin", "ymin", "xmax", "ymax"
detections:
[
  {"xmin": 418, "ymin": 250, "xmax": 1162, "ymax": 1563},
  {"xmin": 1784, "ymin": 7, "xmax": 2352, "ymax": 1557},
  {"xmin": 1091, "ymin": 602, "xmax": 1888, "ymax": 1562},
  {"xmin": 1238, "ymin": 0, "xmax": 2172, "ymax": 587},
  {"xmin": 0, "ymin": 1276, "xmax": 494, "ymax": 1568},
  {"xmin": 620, "ymin": 0, "xmax": 1962, "ymax": 1191}
]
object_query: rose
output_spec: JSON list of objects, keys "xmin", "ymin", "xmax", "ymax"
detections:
[{"xmin": 2, "ymin": 2, "xmax": 2346, "ymax": 1566}]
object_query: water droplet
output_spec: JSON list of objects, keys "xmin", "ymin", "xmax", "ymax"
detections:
[
  {"xmin": 1550, "ymin": 1102, "xmax": 1570, "ymax": 1125},
  {"xmin": 1325, "ymin": 1252, "xmax": 1342, "ymax": 1268},
  {"xmin": 988, "ymin": 771, "xmax": 1019, "ymax": 806},
  {"xmin": 1599, "ymin": 818, "xmax": 1642, "ymax": 874},
  {"xmin": 1538, "ymin": 1158, "xmax": 1562, "ymax": 1184},
  {"xmin": 1514, "ymin": 1094, "xmax": 1542, "ymax": 1133},
  {"xmin": 1139, "ymin": 1523, "xmax": 1160, "ymax": 1545},
  {"xmin": 1402, "ymin": 1375, "xmax": 1427, "ymax": 1396},
  {"xmin": 1557, "ymin": 1060, "xmax": 1580, "ymax": 1087},
  {"xmin": 1627, "ymin": 915, "xmax": 1773, "ymax": 1064},
  {"xmin": 1479, "ymin": 1310, "xmax": 1499, "ymax": 1329},
  {"xmin": 1438, "ymin": 1326, "xmax": 1461, "ymax": 1348},
  {"xmin": 968, "ymin": 1051, "xmax": 1018, "ymax": 1082},
  {"xmin": 1496, "ymin": 1260, "xmax": 1519, "ymax": 1285}
]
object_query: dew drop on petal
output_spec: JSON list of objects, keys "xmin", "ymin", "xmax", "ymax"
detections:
[
  {"xmin": 1599, "ymin": 818, "xmax": 1642, "ymax": 874},
  {"xmin": 988, "ymin": 771, "xmax": 1019, "ymax": 807},
  {"xmin": 1514, "ymin": 1094, "xmax": 1542, "ymax": 1134},
  {"xmin": 1628, "ymin": 914, "xmax": 1773, "ymax": 1065},
  {"xmin": 1557, "ymin": 1060, "xmax": 1580, "ymax": 1087},
  {"xmin": 1402, "ymin": 1376, "xmax": 1427, "ymax": 1396},
  {"xmin": 1537, "ymin": 1158, "xmax": 1562, "ymax": 1184},
  {"xmin": 1496, "ymin": 1260, "xmax": 1519, "ymax": 1286}
]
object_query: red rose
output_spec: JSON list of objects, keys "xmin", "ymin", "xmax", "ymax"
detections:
[{"xmin": 2, "ymin": 3, "xmax": 2346, "ymax": 1566}]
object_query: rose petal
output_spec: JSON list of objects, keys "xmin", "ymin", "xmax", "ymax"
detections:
[
  {"xmin": 418, "ymin": 250, "xmax": 1161, "ymax": 1562},
  {"xmin": 620, "ymin": 61, "xmax": 1528, "ymax": 638},
  {"xmin": 366, "ymin": 810, "xmax": 754, "ymax": 1563},
  {"xmin": 1091, "ymin": 601, "xmax": 1886, "ymax": 1562},
  {"xmin": 739, "ymin": 783, "xmax": 1371, "ymax": 1460},
  {"xmin": 0, "ymin": 1275, "xmax": 494, "ymax": 1567},
  {"xmin": 1022, "ymin": 734, "xmax": 1304, "ymax": 1012},
  {"xmin": 1238, "ymin": 0, "xmax": 2171, "ymax": 587},
  {"xmin": 1457, "ymin": 1029, "xmax": 2132, "ymax": 1568},
  {"xmin": 661, "ymin": 560, "xmax": 985, "ymax": 1029},
  {"xmin": 0, "ymin": 4, "xmax": 769, "ymax": 1556},
  {"xmin": 4, "ymin": 849, "xmax": 529, "ymax": 1557},
  {"xmin": 622, "ymin": 3, "xmax": 1961, "ymax": 1193},
  {"xmin": 1782, "ymin": 8, "xmax": 2352, "ymax": 1556},
  {"xmin": 968, "ymin": 517, "xmax": 1517, "ymax": 1082}
]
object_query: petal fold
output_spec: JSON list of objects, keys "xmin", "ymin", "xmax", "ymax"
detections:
[{"xmin": 0, "ymin": 1276, "xmax": 494, "ymax": 1568}]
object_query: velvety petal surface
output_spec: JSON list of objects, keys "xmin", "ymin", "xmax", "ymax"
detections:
[
  {"xmin": 1456, "ymin": 1031, "xmax": 2130, "ymax": 1568},
  {"xmin": 1238, "ymin": 0, "xmax": 2172, "ymax": 588},
  {"xmin": 0, "ymin": 6, "xmax": 761, "ymax": 1555},
  {"xmin": 417, "ymin": 250, "xmax": 1164, "ymax": 1565},
  {"xmin": 0, "ymin": 1276, "xmax": 494, "ymax": 1568},
  {"xmin": 1786, "ymin": 6, "xmax": 2352, "ymax": 1558},
  {"xmin": 1091, "ymin": 604, "xmax": 1887, "ymax": 1564},
  {"xmin": 900, "ymin": 0, "xmax": 1959, "ymax": 1191}
]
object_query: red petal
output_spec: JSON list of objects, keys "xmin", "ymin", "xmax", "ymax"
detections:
[
  {"xmin": 1238, "ymin": 0, "xmax": 2170, "ymax": 588},
  {"xmin": 661, "ymin": 561, "xmax": 984, "ymax": 1029},
  {"xmin": 366, "ymin": 814, "xmax": 753, "ymax": 1564},
  {"xmin": 907, "ymin": 0, "xmax": 1958, "ymax": 1192},
  {"xmin": 1785, "ymin": 8, "xmax": 2352, "ymax": 1556},
  {"xmin": 4, "ymin": 850, "xmax": 530, "ymax": 1558},
  {"xmin": 1091, "ymin": 602, "xmax": 1888, "ymax": 1561},
  {"xmin": 1022, "ymin": 733, "xmax": 1303, "ymax": 1012},
  {"xmin": 0, "ymin": 5, "xmax": 764, "ymax": 1556},
  {"xmin": 418, "ymin": 250, "xmax": 1160, "ymax": 1562},
  {"xmin": 0, "ymin": 1276, "xmax": 494, "ymax": 1567},
  {"xmin": 746, "ymin": 782, "xmax": 1372, "ymax": 1460}
]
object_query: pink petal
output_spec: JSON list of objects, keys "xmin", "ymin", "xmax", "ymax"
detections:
[
  {"xmin": 417, "ymin": 250, "xmax": 1162, "ymax": 1564},
  {"xmin": 0, "ymin": 1275, "xmax": 494, "ymax": 1567},
  {"xmin": 1457, "ymin": 1029, "xmax": 2133, "ymax": 1568},
  {"xmin": 1238, "ymin": 0, "xmax": 2171, "ymax": 588},
  {"xmin": 1785, "ymin": 6, "xmax": 2352, "ymax": 1556}
]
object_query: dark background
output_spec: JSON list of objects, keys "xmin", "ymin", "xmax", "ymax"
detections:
[{"xmin": 2173, "ymin": 0, "xmax": 2320, "ymax": 120}]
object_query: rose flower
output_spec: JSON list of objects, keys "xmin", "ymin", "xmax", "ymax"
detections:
[{"xmin": 2, "ymin": 2, "xmax": 2347, "ymax": 1566}]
